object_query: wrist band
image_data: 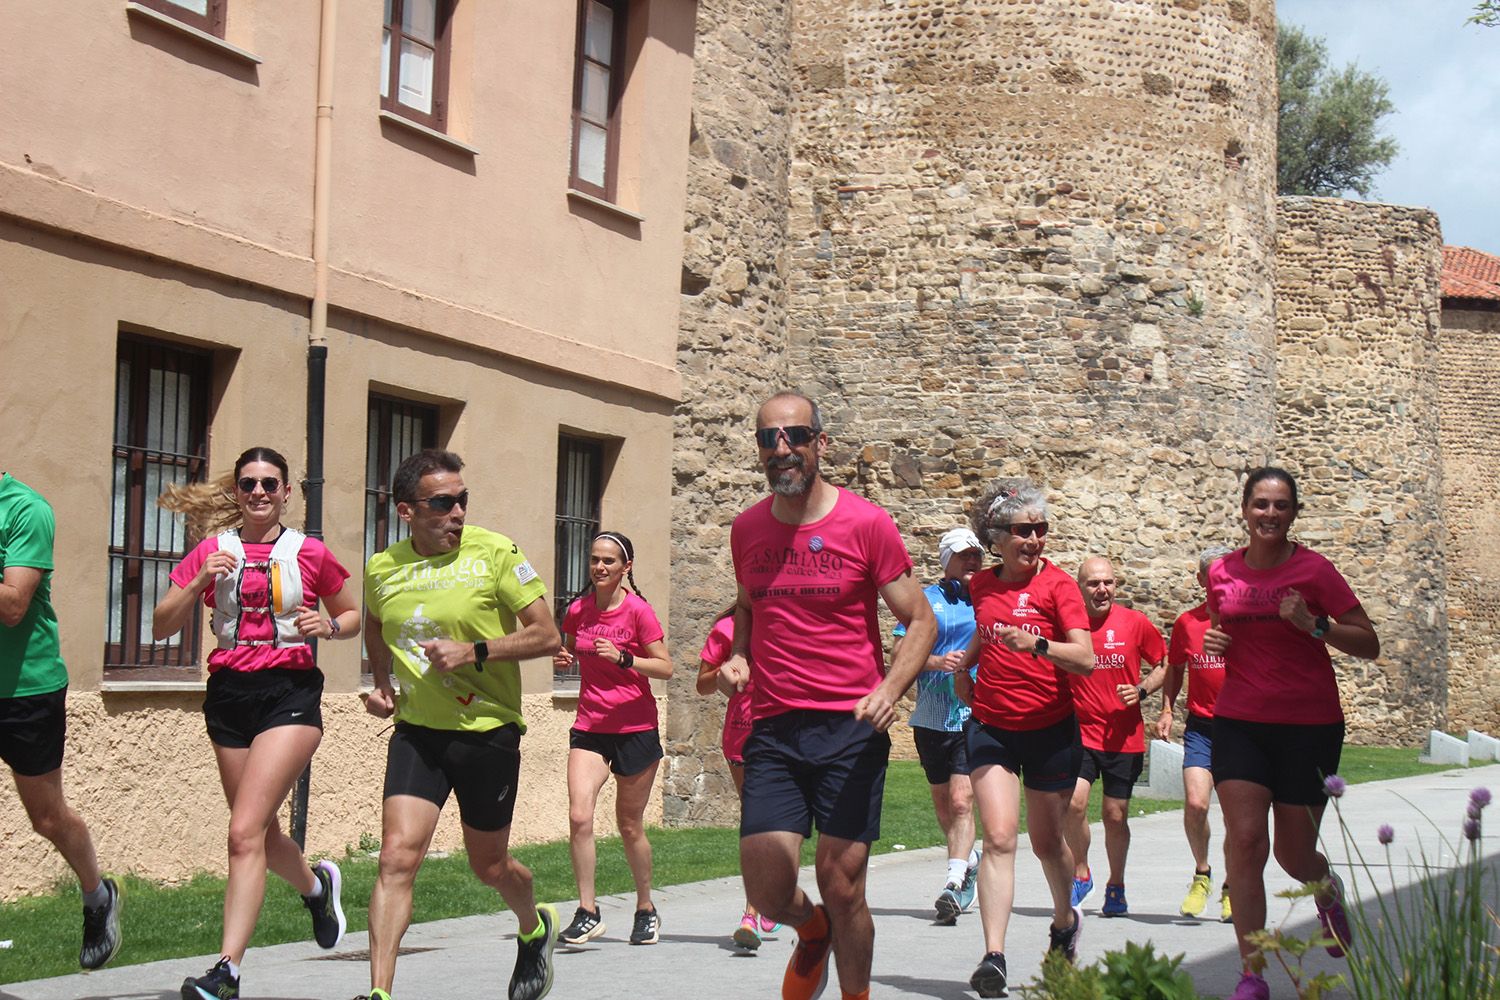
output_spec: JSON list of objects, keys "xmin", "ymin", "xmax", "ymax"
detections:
[
  {"xmin": 328, "ymin": 617, "xmax": 341, "ymax": 638},
  {"xmin": 619, "ymin": 650, "xmax": 635, "ymax": 670}
]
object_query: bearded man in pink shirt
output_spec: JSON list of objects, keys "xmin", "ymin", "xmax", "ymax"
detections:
[{"xmin": 717, "ymin": 392, "xmax": 937, "ymax": 1000}]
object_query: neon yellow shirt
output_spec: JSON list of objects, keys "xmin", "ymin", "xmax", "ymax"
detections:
[{"xmin": 364, "ymin": 526, "xmax": 547, "ymax": 733}]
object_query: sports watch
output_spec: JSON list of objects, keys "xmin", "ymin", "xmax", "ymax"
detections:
[
  {"xmin": 473, "ymin": 640, "xmax": 489, "ymax": 671},
  {"xmin": 1032, "ymin": 637, "xmax": 1050, "ymax": 659},
  {"xmin": 1310, "ymin": 616, "xmax": 1331, "ymax": 638}
]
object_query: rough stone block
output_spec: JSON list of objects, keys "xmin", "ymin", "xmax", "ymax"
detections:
[
  {"xmin": 1468, "ymin": 730, "xmax": 1500, "ymax": 762},
  {"xmin": 1137, "ymin": 740, "xmax": 1185, "ymax": 800},
  {"xmin": 1419, "ymin": 730, "xmax": 1470, "ymax": 766}
]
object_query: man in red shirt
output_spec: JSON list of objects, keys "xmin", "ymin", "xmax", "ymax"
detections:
[
  {"xmin": 1156, "ymin": 545, "xmax": 1234, "ymax": 922},
  {"xmin": 1064, "ymin": 557, "xmax": 1166, "ymax": 918},
  {"xmin": 718, "ymin": 392, "xmax": 936, "ymax": 1000}
]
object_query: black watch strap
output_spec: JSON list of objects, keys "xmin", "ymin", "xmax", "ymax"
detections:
[
  {"xmin": 473, "ymin": 640, "xmax": 489, "ymax": 667},
  {"xmin": 1032, "ymin": 637, "xmax": 1050, "ymax": 659},
  {"xmin": 1311, "ymin": 616, "xmax": 1331, "ymax": 638}
]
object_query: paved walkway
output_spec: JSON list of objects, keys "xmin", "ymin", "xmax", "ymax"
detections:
[{"xmin": 4, "ymin": 765, "xmax": 1497, "ymax": 1000}]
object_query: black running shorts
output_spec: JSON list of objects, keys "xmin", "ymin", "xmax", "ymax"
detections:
[
  {"xmin": 1077, "ymin": 746, "xmax": 1145, "ymax": 800},
  {"xmin": 384, "ymin": 721, "xmax": 523, "ymax": 832},
  {"xmin": 203, "ymin": 667, "xmax": 324, "ymax": 749},
  {"xmin": 568, "ymin": 727, "xmax": 664, "ymax": 777},
  {"xmin": 912, "ymin": 726, "xmax": 972, "ymax": 785},
  {"xmin": 740, "ymin": 709, "xmax": 891, "ymax": 843},
  {"xmin": 1212, "ymin": 716, "xmax": 1345, "ymax": 806},
  {"xmin": 965, "ymin": 714, "xmax": 1082, "ymax": 792},
  {"xmin": 0, "ymin": 686, "xmax": 67, "ymax": 777}
]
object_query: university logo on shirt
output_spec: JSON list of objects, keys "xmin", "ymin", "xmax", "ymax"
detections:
[
  {"xmin": 1017, "ymin": 593, "xmax": 1031, "ymax": 608},
  {"xmin": 1103, "ymin": 628, "xmax": 1124, "ymax": 650}
]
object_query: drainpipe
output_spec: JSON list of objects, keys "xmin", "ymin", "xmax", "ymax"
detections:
[{"xmin": 294, "ymin": 0, "xmax": 338, "ymax": 851}]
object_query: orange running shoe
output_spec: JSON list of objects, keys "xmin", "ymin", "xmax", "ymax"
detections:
[{"xmin": 782, "ymin": 904, "xmax": 832, "ymax": 1000}]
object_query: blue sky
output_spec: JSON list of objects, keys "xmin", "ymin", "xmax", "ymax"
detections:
[{"xmin": 1277, "ymin": 0, "xmax": 1500, "ymax": 251}]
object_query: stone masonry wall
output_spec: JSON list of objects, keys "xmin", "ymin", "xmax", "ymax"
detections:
[
  {"xmin": 663, "ymin": 0, "xmax": 794, "ymax": 825},
  {"xmin": 1274, "ymin": 197, "xmax": 1447, "ymax": 743},
  {"xmin": 783, "ymin": 0, "xmax": 1280, "ymax": 634},
  {"xmin": 1438, "ymin": 302, "xmax": 1500, "ymax": 735}
]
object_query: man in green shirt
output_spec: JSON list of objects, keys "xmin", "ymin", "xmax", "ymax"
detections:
[
  {"xmin": 362, "ymin": 450, "xmax": 562, "ymax": 1000},
  {"xmin": 0, "ymin": 473, "xmax": 121, "ymax": 969}
]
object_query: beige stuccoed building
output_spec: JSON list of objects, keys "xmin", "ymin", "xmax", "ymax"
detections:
[{"xmin": 0, "ymin": 1, "xmax": 696, "ymax": 898}]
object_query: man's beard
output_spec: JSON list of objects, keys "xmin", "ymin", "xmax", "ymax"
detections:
[{"xmin": 767, "ymin": 455, "xmax": 816, "ymax": 497}]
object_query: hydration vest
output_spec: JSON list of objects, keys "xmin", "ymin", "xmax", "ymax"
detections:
[{"xmin": 212, "ymin": 528, "xmax": 309, "ymax": 648}]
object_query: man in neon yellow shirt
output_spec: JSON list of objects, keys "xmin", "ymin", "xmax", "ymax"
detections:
[{"xmin": 363, "ymin": 450, "xmax": 562, "ymax": 1000}]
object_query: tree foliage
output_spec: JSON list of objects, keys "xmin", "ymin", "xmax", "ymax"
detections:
[
  {"xmin": 1277, "ymin": 23, "xmax": 1399, "ymax": 198},
  {"xmin": 1472, "ymin": 1, "xmax": 1500, "ymax": 26}
]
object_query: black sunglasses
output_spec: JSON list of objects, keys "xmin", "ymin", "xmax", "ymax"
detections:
[
  {"xmin": 416, "ymin": 491, "xmax": 469, "ymax": 513},
  {"xmin": 1002, "ymin": 522, "xmax": 1049, "ymax": 538},
  {"xmin": 236, "ymin": 476, "xmax": 283, "ymax": 494},
  {"xmin": 754, "ymin": 425, "xmax": 817, "ymax": 449}
]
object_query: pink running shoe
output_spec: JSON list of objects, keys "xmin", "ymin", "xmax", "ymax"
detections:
[
  {"xmin": 758, "ymin": 914, "xmax": 783, "ymax": 934},
  {"xmin": 1229, "ymin": 972, "xmax": 1270, "ymax": 1000},
  {"xmin": 733, "ymin": 910, "xmax": 762, "ymax": 951},
  {"xmin": 1315, "ymin": 871, "xmax": 1351, "ymax": 958}
]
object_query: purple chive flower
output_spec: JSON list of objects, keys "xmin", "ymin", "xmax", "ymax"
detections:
[
  {"xmin": 1469, "ymin": 802, "xmax": 1484, "ymax": 821},
  {"xmin": 1463, "ymin": 817, "xmax": 1482, "ymax": 842},
  {"xmin": 1324, "ymin": 775, "xmax": 1347, "ymax": 798},
  {"xmin": 1471, "ymin": 787, "xmax": 1492, "ymax": 810},
  {"xmin": 1377, "ymin": 824, "xmax": 1395, "ymax": 845}
]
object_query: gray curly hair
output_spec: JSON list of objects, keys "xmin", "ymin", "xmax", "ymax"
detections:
[
  {"xmin": 970, "ymin": 477, "xmax": 1047, "ymax": 549},
  {"xmin": 1198, "ymin": 544, "xmax": 1234, "ymax": 574}
]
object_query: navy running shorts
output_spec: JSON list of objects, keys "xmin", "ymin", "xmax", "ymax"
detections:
[
  {"xmin": 384, "ymin": 721, "xmax": 523, "ymax": 832},
  {"xmin": 966, "ymin": 714, "xmax": 1082, "ymax": 792},
  {"xmin": 569, "ymin": 727, "xmax": 664, "ymax": 777},
  {"xmin": 1182, "ymin": 712, "xmax": 1214, "ymax": 771},
  {"xmin": 1077, "ymin": 746, "xmax": 1145, "ymax": 800},
  {"xmin": 0, "ymin": 686, "xmax": 67, "ymax": 777},
  {"xmin": 203, "ymin": 667, "xmax": 323, "ymax": 749},
  {"xmin": 913, "ymin": 726, "xmax": 972, "ymax": 785},
  {"xmin": 740, "ymin": 709, "xmax": 891, "ymax": 844},
  {"xmin": 1212, "ymin": 716, "xmax": 1344, "ymax": 806}
]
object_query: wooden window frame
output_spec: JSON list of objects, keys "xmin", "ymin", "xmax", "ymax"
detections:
[
  {"xmin": 569, "ymin": 0, "xmax": 629, "ymax": 202},
  {"xmin": 134, "ymin": 0, "xmax": 227, "ymax": 37},
  {"xmin": 382, "ymin": 0, "xmax": 454, "ymax": 133},
  {"xmin": 553, "ymin": 435, "xmax": 605, "ymax": 688},
  {"xmin": 106, "ymin": 336, "xmax": 211, "ymax": 677}
]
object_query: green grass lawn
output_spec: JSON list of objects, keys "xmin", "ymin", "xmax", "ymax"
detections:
[{"xmin": 0, "ymin": 746, "xmax": 1467, "ymax": 984}]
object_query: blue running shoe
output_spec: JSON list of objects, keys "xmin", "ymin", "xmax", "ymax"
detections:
[
  {"xmin": 1070, "ymin": 873, "xmax": 1094, "ymax": 907},
  {"xmin": 1101, "ymin": 883, "xmax": 1128, "ymax": 917},
  {"xmin": 958, "ymin": 854, "xmax": 979, "ymax": 912}
]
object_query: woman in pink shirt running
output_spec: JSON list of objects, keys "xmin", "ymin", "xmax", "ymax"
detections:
[{"xmin": 1202, "ymin": 467, "xmax": 1379, "ymax": 1000}]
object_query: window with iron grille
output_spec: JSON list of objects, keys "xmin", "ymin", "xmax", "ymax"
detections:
[
  {"xmin": 106, "ymin": 336, "xmax": 211, "ymax": 675},
  {"xmin": 381, "ymin": 0, "xmax": 454, "ymax": 132},
  {"xmin": 554, "ymin": 435, "xmax": 604, "ymax": 688},
  {"xmin": 363, "ymin": 394, "xmax": 438, "ymax": 674},
  {"xmin": 569, "ymin": 0, "xmax": 628, "ymax": 201},
  {"xmin": 135, "ymin": 0, "xmax": 228, "ymax": 37}
]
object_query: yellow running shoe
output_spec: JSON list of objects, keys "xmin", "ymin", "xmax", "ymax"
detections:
[
  {"xmin": 1179, "ymin": 872, "xmax": 1212, "ymax": 917},
  {"xmin": 1220, "ymin": 885, "xmax": 1233, "ymax": 923}
]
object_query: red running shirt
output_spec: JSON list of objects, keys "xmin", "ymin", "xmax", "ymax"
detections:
[
  {"xmin": 969, "ymin": 559, "xmax": 1091, "ymax": 731},
  {"xmin": 731, "ymin": 488, "xmax": 913, "ymax": 719},
  {"xmin": 1206, "ymin": 545, "xmax": 1360, "ymax": 725},
  {"xmin": 1068, "ymin": 604, "xmax": 1165, "ymax": 753},
  {"xmin": 1169, "ymin": 603, "xmax": 1226, "ymax": 719}
]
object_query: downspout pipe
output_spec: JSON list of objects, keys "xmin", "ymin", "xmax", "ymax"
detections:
[{"xmin": 295, "ymin": 0, "xmax": 338, "ymax": 851}]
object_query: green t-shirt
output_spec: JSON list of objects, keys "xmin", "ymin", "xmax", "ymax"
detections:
[
  {"xmin": 0, "ymin": 475, "xmax": 67, "ymax": 698},
  {"xmin": 364, "ymin": 526, "xmax": 547, "ymax": 733}
]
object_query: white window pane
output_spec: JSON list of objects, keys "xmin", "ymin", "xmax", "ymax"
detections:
[
  {"xmin": 398, "ymin": 39, "xmax": 435, "ymax": 113},
  {"xmin": 581, "ymin": 63, "xmax": 611, "ymax": 123},
  {"xmin": 403, "ymin": 0, "xmax": 437, "ymax": 43},
  {"xmin": 111, "ymin": 459, "xmax": 128, "ymax": 547},
  {"xmin": 384, "ymin": 0, "xmax": 393, "ymax": 23},
  {"xmin": 585, "ymin": 1, "xmax": 614, "ymax": 64},
  {"xmin": 381, "ymin": 28, "xmax": 392, "ymax": 99},
  {"xmin": 577, "ymin": 123, "xmax": 608, "ymax": 188},
  {"xmin": 107, "ymin": 560, "xmax": 124, "ymax": 644},
  {"xmin": 164, "ymin": 0, "xmax": 209, "ymax": 15}
]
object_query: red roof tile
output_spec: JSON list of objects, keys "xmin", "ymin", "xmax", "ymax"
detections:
[{"xmin": 1443, "ymin": 245, "xmax": 1500, "ymax": 301}]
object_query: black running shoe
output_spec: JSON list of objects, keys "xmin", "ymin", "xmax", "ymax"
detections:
[
  {"xmin": 1047, "ymin": 905, "xmax": 1084, "ymax": 964},
  {"xmin": 509, "ymin": 903, "xmax": 558, "ymax": 1000},
  {"xmin": 969, "ymin": 951, "xmax": 1008, "ymax": 998},
  {"xmin": 182, "ymin": 957, "xmax": 238, "ymax": 1000},
  {"xmin": 80, "ymin": 876, "xmax": 122, "ymax": 970},
  {"xmin": 558, "ymin": 905, "xmax": 605, "ymax": 945},
  {"xmin": 629, "ymin": 906, "xmax": 661, "ymax": 945},
  {"xmin": 304, "ymin": 860, "xmax": 346, "ymax": 949}
]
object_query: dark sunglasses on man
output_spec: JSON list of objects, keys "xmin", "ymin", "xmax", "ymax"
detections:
[
  {"xmin": 1002, "ymin": 522, "xmax": 1049, "ymax": 539},
  {"xmin": 236, "ymin": 476, "xmax": 283, "ymax": 494},
  {"xmin": 415, "ymin": 490, "xmax": 469, "ymax": 513},
  {"xmin": 754, "ymin": 425, "xmax": 817, "ymax": 449}
]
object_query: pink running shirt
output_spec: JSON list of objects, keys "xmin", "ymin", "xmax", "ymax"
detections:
[
  {"xmin": 700, "ymin": 616, "xmax": 753, "ymax": 762},
  {"xmin": 1169, "ymin": 603, "xmax": 1226, "ymax": 719},
  {"xmin": 730, "ymin": 488, "xmax": 913, "ymax": 719},
  {"xmin": 170, "ymin": 535, "xmax": 350, "ymax": 673},
  {"xmin": 564, "ymin": 591, "xmax": 664, "ymax": 734},
  {"xmin": 1068, "ymin": 604, "xmax": 1166, "ymax": 753},
  {"xmin": 1206, "ymin": 545, "xmax": 1360, "ymax": 725}
]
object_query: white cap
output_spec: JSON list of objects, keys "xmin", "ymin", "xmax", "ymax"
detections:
[{"xmin": 938, "ymin": 527, "xmax": 983, "ymax": 570}]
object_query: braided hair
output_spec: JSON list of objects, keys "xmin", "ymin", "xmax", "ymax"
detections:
[{"xmin": 564, "ymin": 530, "xmax": 649, "ymax": 616}]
